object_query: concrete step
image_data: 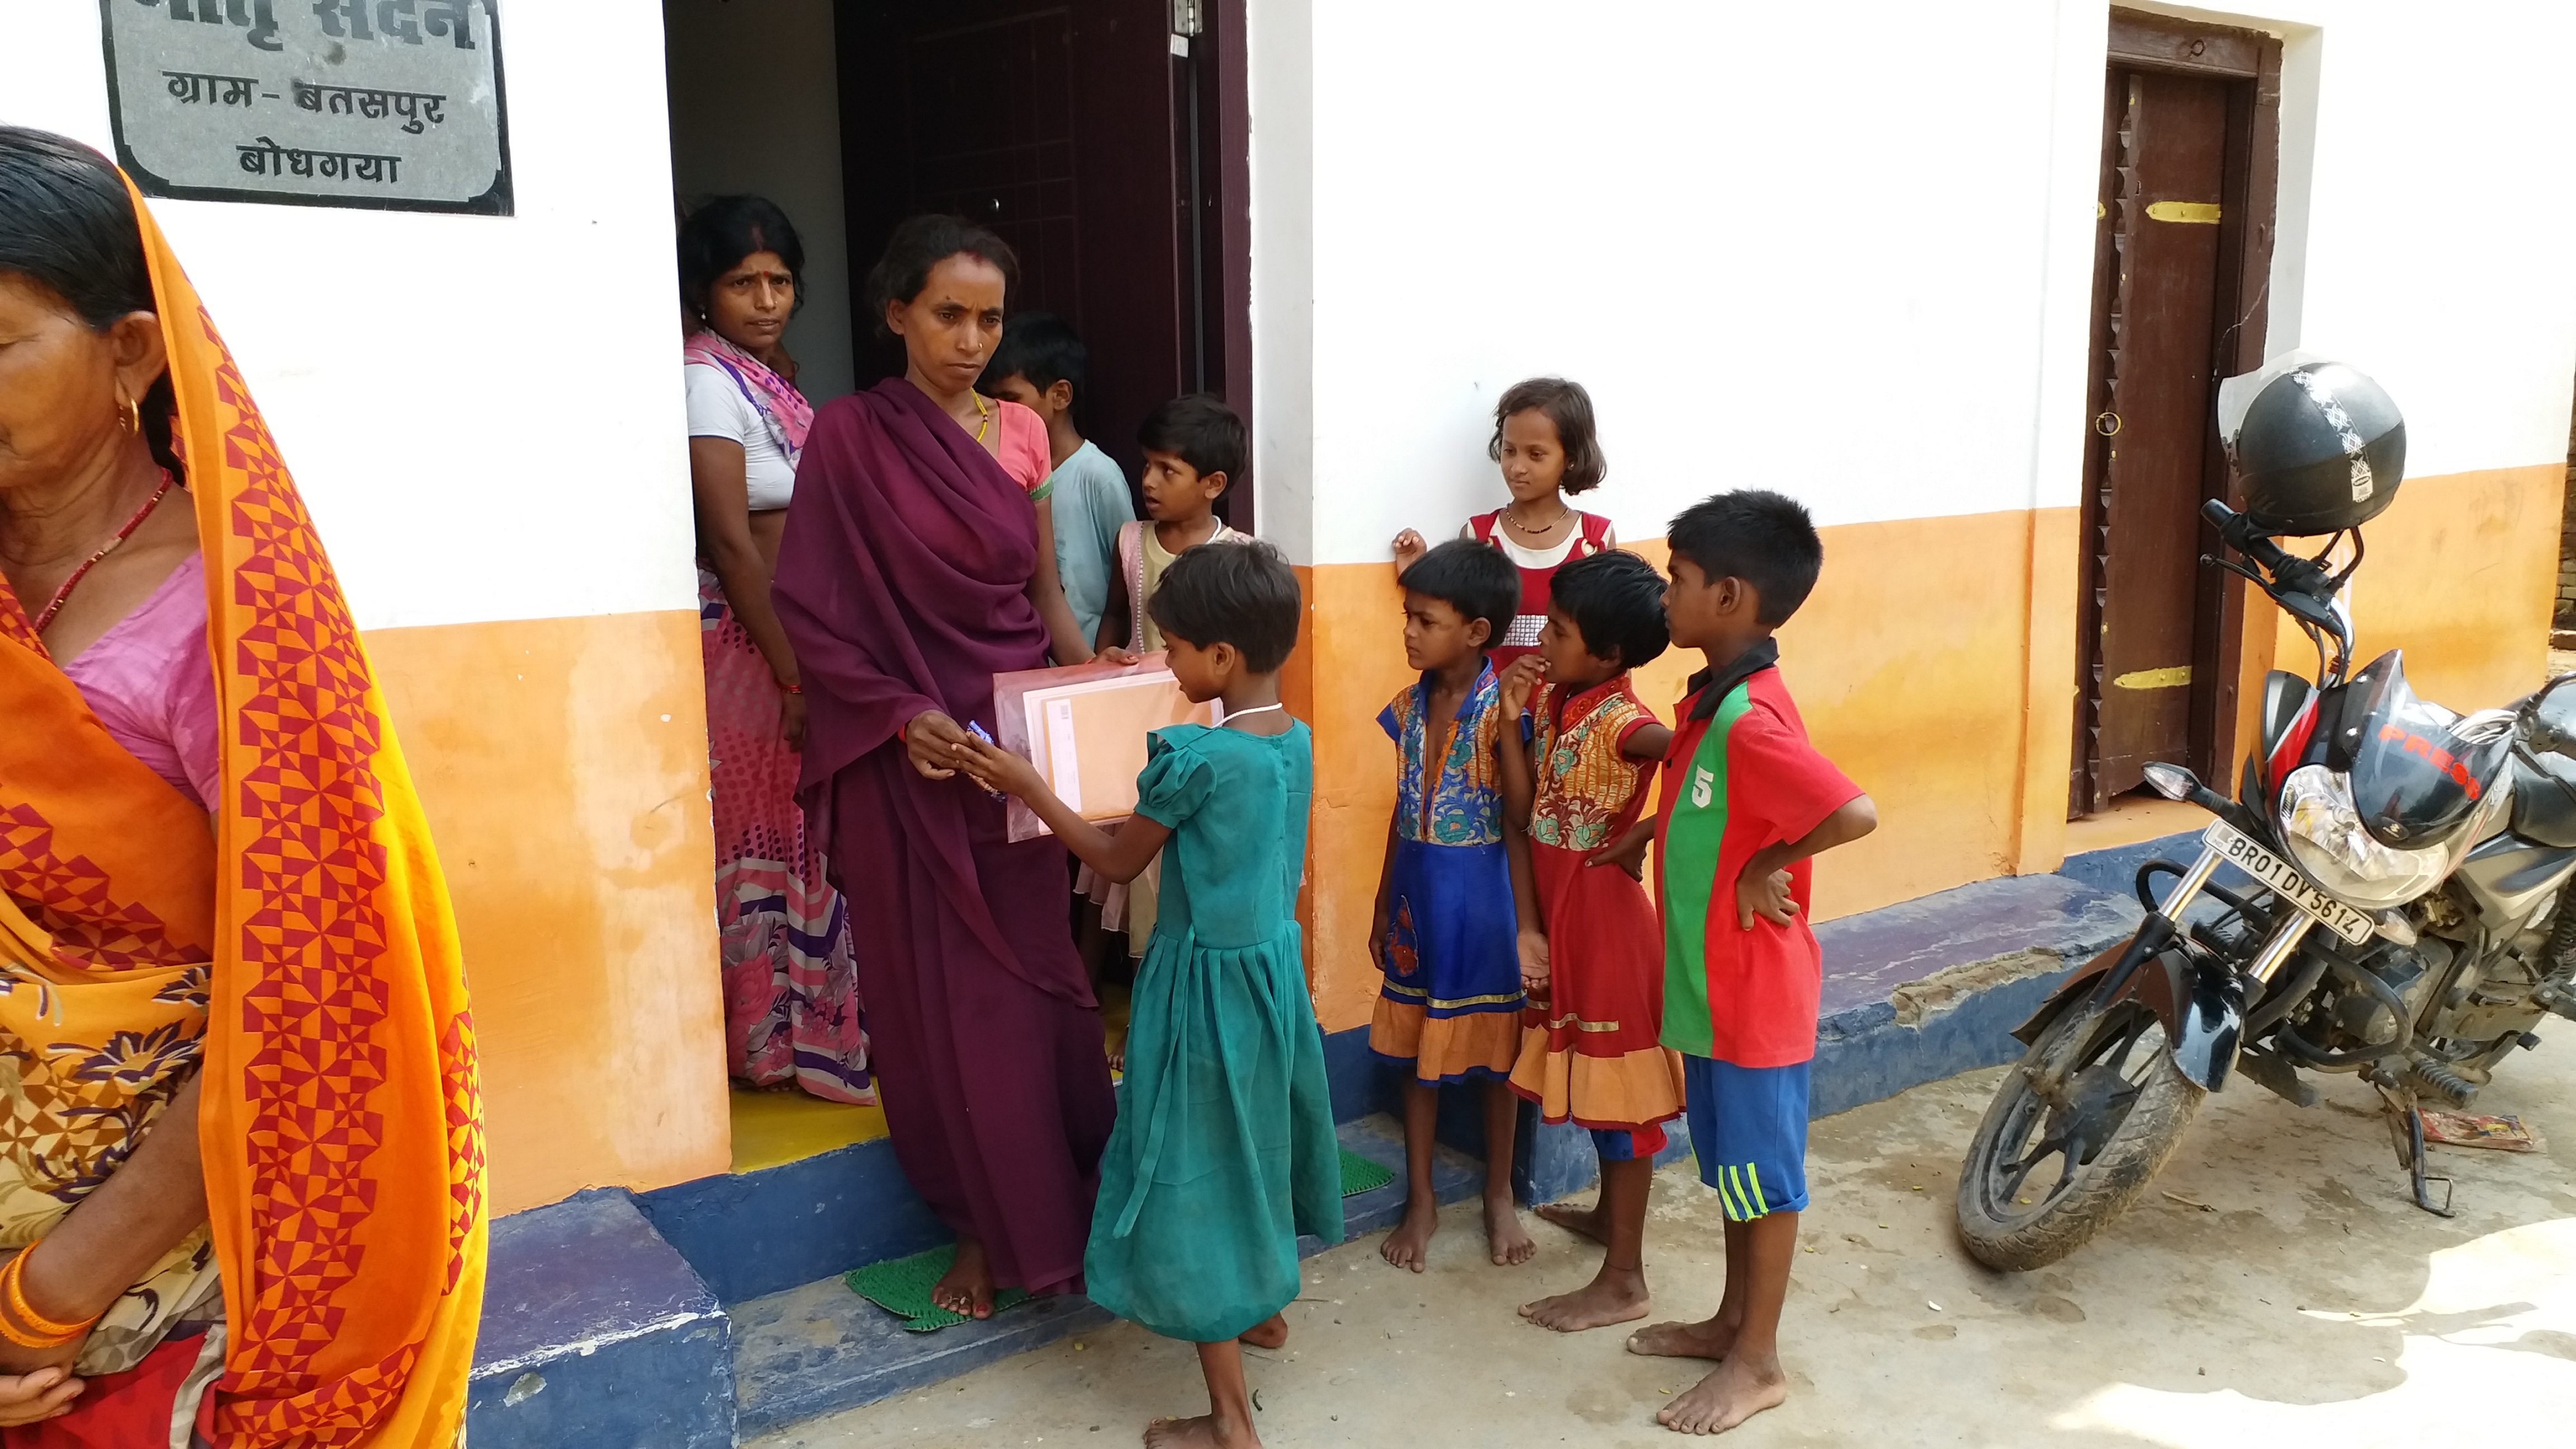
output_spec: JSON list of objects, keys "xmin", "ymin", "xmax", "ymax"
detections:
[
  {"xmin": 466, "ymin": 1191, "xmax": 733, "ymax": 1448},
  {"xmin": 726, "ymin": 1114, "xmax": 1483, "ymax": 1438}
]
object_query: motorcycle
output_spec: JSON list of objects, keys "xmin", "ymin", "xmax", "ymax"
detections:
[{"xmin": 1954, "ymin": 363, "xmax": 2576, "ymax": 1271}]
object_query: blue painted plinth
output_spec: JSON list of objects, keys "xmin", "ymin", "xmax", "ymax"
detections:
[
  {"xmin": 637, "ymin": 1133, "xmax": 950, "ymax": 1306},
  {"xmin": 468, "ymin": 1191, "xmax": 732, "ymax": 1449}
]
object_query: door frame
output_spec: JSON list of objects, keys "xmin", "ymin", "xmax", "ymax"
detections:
[
  {"xmin": 1194, "ymin": 0, "xmax": 1256, "ymax": 531},
  {"xmin": 2070, "ymin": 7, "xmax": 2281, "ymax": 817}
]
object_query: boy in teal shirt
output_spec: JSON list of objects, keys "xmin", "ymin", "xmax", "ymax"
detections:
[
  {"xmin": 982, "ymin": 312, "xmax": 1133, "ymax": 646},
  {"xmin": 1627, "ymin": 490, "xmax": 1877, "ymax": 1436}
]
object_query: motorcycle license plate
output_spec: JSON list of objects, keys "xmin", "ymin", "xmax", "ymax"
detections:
[{"xmin": 2201, "ymin": 821, "xmax": 2375, "ymax": 946}]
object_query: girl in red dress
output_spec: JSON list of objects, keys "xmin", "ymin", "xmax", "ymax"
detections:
[
  {"xmin": 1494, "ymin": 549, "xmax": 1685, "ymax": 1334},
  {"xmin": 1392, "ymin": 377, "xmax": 1617, "ymax": 671}
]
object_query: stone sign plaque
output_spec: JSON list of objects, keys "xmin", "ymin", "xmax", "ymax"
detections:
[{"xmin": 100, "ymin": 1, "xmax": 511, "ymax": 215}]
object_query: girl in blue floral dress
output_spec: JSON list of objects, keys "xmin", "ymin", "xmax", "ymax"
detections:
[
  {"xmin": 959, "ymin": 539, "xmax": 1339, "ymax": 1449},
  {"xmin": 1369, "ymin": 539, "xmax": 1537, "ymax": 1273}
]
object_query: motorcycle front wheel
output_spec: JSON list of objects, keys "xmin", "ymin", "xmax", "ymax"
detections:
[{"xmin": 1954, "ymin": 996, "xmax": 2206, "ymax": 1271}]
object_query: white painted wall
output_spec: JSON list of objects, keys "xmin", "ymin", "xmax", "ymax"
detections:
[
  {"xmin": 1, "ymin": 3, "xmax": 699, "ymax": 631},
  {"xmin": 664, "ymin": 0, "xmax": 855, "ymax": 406},
  {"xmin": 1257, "ymin": 0, "xmax": 2576, "ymax": 568},
  {"xmin": 1248, "ymin": 0, "xmax": 1317, "ymax": 566}
]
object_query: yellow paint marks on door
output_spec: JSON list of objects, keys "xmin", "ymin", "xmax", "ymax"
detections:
[
  {"xmin": 2146, "ymin": 200, "xmax": 2221, "ymax": 224},
  {"xmin": 2113, "ymin": 665, "xmax": 2194, "ymax": 690}
]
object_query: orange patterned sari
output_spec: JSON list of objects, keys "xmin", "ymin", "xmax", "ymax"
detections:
[{"xmin": 0, "ymin": 182, "xmax": 484, "ymax": 1445}]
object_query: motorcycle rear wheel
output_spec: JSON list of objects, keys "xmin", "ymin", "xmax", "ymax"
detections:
[{"xmin": 1954, "ymin": 996, "xmax": 2206, "ymax": 1271}]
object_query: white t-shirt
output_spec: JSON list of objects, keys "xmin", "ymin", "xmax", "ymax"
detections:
[{"xmin": 684, "ymin": 362, "xmax": 798, "ymax": 511}]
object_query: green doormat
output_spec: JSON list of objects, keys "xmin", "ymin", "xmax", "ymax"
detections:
[
  {"xmin": 844, "ymin": 1244, "xmax": 1030, "ymax": 1333},
  {"xmin": 853, "ymin": 1153, "xmax": 1390, "ymax": 1331},
  {"xmin": 1338, "ymin": 1147, "xmax": 1395, "ymax": 1197}
]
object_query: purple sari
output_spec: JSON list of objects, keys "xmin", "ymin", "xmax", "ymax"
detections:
[{"xmin": 773, "ymin": 377, "xmax": 1115, "ymax": 1295}]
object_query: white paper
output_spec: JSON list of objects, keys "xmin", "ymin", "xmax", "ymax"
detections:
[{"xmin": 1045, "ymin": 697, "xmax": 1083, "ymax": 813}]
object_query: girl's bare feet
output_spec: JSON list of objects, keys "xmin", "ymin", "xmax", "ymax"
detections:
[
  {"xmin": 1533, "ymin": 1200, "xmax": 1610, "ymax": 1244},
  {"xmin": 1519, "ymin": 1263, "xmax": 1649, "ymax": 1332},
  {"xmin": 931, "ymin": 1235, "xmax": 995, "ymax": 1319},
  {"xmin": 1627, "ymin": 1315, "xmax": 1736, "ymax": 1361},
  {"xmin": 1144, "ymin": 1413, "xmax": 1261, "ymax": 1448},
  {"xmin": 1655, "ymin": 1354, "xmax": 1787, "ymax": 1435},
  {"xmin": 1380, "ymin": 1198, "xmax": 1438, "ymax": 1271},
  {"xmin": 1237, "ymin": 1313, "xmax": 1288, "ymax": 1351},
  {"xmin": 1485, "ymin": 1191, "xmax": 1537, "ymax": 1266}
]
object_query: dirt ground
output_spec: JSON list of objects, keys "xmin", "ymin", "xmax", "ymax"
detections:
[{"xmin": 755, "ymin": 1042, "xmax": 2576, "ymax": 1449}]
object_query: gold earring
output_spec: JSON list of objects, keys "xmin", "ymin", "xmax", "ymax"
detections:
[{"xmin": 120, "ymin": 393, "xmax": 141, "ymax": 434}]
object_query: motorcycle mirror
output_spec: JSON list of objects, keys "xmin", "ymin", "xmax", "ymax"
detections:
[
  {"xmin": 2526, "ymin": 672, "xmax": 2576, "ymax": 755},
  {"xmin": 2142, "ymin": 762, "xmax": 2199, "ymax": 802}
]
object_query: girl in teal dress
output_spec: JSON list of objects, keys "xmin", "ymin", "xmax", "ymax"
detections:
[{"xmin": 959, "ymin": 539, "xmax": 1341, "ymax": 1449}]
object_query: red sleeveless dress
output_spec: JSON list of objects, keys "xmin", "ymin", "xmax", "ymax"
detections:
[{"xmin": 1468, "ymin": 508, "xmax": 1612, "ymax": 671}]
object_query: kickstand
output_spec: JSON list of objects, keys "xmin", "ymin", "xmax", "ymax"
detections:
[{"xmin": 2374, "ymin": 1080, "xmax": 2455, "ymax": 1218}]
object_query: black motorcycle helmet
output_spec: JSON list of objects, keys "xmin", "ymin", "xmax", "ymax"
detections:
[{"xmin": 2225, "ymin": 361, "xmax": 2405, "ymax": 536}]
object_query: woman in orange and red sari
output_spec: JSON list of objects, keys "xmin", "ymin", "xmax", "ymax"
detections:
[{"xmin": 0, "ymin": 127, "xmax": 484, "ymax": 1445}]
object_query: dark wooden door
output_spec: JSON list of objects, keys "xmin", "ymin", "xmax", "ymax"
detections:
[
  {"xmin": 836, "ymin": 1, "xmax": 1202, "ymax": 496},
  {"xmin": 2070, "ymin": 67, "xmax": 2237, "ymax": 815}
]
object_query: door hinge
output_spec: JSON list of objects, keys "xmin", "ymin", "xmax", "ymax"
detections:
[{"xmin": 1171, "ymin": 0, "xmax": 1204, "ymax": 38}]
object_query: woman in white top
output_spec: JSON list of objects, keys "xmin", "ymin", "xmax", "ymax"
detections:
[{"xmin": 680, "ymin": 196, "xmax": 871, "ymax": 1104}]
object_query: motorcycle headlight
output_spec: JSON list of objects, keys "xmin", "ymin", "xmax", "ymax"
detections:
[{"xmin": 2276, "ymin": 765, "xmax": 2451, "ymax": 910}]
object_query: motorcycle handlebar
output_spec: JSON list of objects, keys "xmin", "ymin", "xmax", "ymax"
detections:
[{"xmin": 2200, "ymin": 499, "xmax": 2338, "ymax": 601}]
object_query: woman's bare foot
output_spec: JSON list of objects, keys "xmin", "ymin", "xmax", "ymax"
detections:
[
  {"xmin": 1144, "ymin": 1413, "xmax": 1262, "ymax": 1448},
  {"xmin": 1485, "ymin": 1191, "xmax": 1536, "ymax": 1266},
  {"xmin": 931, "ymin": 1236, "xmax": 995, "ymax": 1319},
  {"xmin": 1519, "ymin": 1264, "xmax": 1649, "ymax": 1332},
  {"xmin": 1237, "ymin": 1313, "xmax": 1289, "ymax": 1351},
  {"xmin": 1533, "ymin": 1200, "xmax": 1610, "ymax": 1244},
  {"xmin": 1626, "ymin": 1315, "xmax": 1736, "ymax": 1361},
  {"xmin": 1380, "ymin": 1198, "xmax": 1438, "ymax": 1272},
  {"xmin": 1655, "ymin": 1355, "xmax": 1787, "ymax": 1434}
]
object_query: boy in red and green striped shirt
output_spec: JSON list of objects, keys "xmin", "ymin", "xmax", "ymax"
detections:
[{"xmin": 1627, "ymin": 491, "xmax": 1877, "ymax": 1436}]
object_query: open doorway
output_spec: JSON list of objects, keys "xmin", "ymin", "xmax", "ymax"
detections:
[
  {"xmin": 2069, "ymin": 8, "xmax": 2281, "ymax": 818},
  {"xmin": 661, "ymin": 0, "xmax": 1252, "ymax": 525},
  {"xmin": 834, "ymin": 0, "xmax": 1253, "ymax": 526}
]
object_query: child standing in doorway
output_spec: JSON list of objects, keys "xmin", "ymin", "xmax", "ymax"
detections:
[
  {"xmin": 1392, "ymin": 377, "xmax": 1617, "ymax": 671},
  {"xmin": 1372, "ymin": 539, "xmax": 1538, "ymax": 1272},
  {"xmin": 1493, "ymin": 550, "xmax": 1684, "ymax": 1335},
  {"xmin": 1099, "ymin": 394, "xmax": 1249, "ymax": 655},
  {"xmin": 958, "ymin": 541, "xmax": 1341, "ymax": 1449},
  {"xmin": 981, "ymin": 312, "xmax": 1134, "ymax": 650},
  {"xmin": 1086, "ymin": 394, "xmax": 1252, "ymax": 964},
  {"xmin": 1625, "ymin": 491, "xmax": 1877, "ymax": 1436}
]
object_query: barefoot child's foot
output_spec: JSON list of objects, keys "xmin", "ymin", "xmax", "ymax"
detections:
[
  {"xmin": 931, "ymin": 1236, "xmax": 995, "ymax": 1319},
  {"xmin": 1237, "ymin": 1313, "xmax": 1289, "ymax": 1351},
  {"xmin": 1533, "ymin": 1200, "xmax": 1611, "ymax": 1245},
  {"xmin": 1486, "ymin": 1191, "xmax": 1537, "ymax": 1266},
  {"xmin": 1144, "ymin": 1412, "xmax": 1262, "ymax": 1448},
  {"xmin": 1627, "ymin": 1316, "xmax": 1736, "ymax": 1362},
  {"xmin": 1519, "ymin": 1264, "xmax": 1650, "ymax": 1332},
  {"xmin": 1656, "ymin": 1355, "xmax": 1787, "ymax": 1435},
  {"xmin": 1380, "ymin": 1198, "xmax": 1438, "ymax": 1272}
]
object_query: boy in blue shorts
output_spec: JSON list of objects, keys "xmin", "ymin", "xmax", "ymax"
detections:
[{"xmin": 1625, "ymin": 491, "xmax": 1877, "ymax": 1436}]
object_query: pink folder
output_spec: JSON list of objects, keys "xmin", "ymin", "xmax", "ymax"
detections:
[{"xmin": 991, "ymin": 654, "xmax": 1221, "ymax": 842}]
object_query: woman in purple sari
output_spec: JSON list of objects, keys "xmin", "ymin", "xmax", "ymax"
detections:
[{"xmin": 773, "ymin": 215, "xmax": 1112, "ymax": 1316}]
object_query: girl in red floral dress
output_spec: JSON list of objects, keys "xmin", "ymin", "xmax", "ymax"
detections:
[{"xmin": 1495, "ymin": 550, "xmax": 1685, "ymax": 1334}]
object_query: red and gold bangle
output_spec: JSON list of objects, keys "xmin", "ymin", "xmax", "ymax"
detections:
[{"xmin": 0, "ymin": 1248, "xmax": 98, "ymax": 1349}]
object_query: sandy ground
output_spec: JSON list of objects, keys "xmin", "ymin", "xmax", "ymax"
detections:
[{"xmin": 752, "ymin": 1038, "xmax": 2576, "ymax": 1449}]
